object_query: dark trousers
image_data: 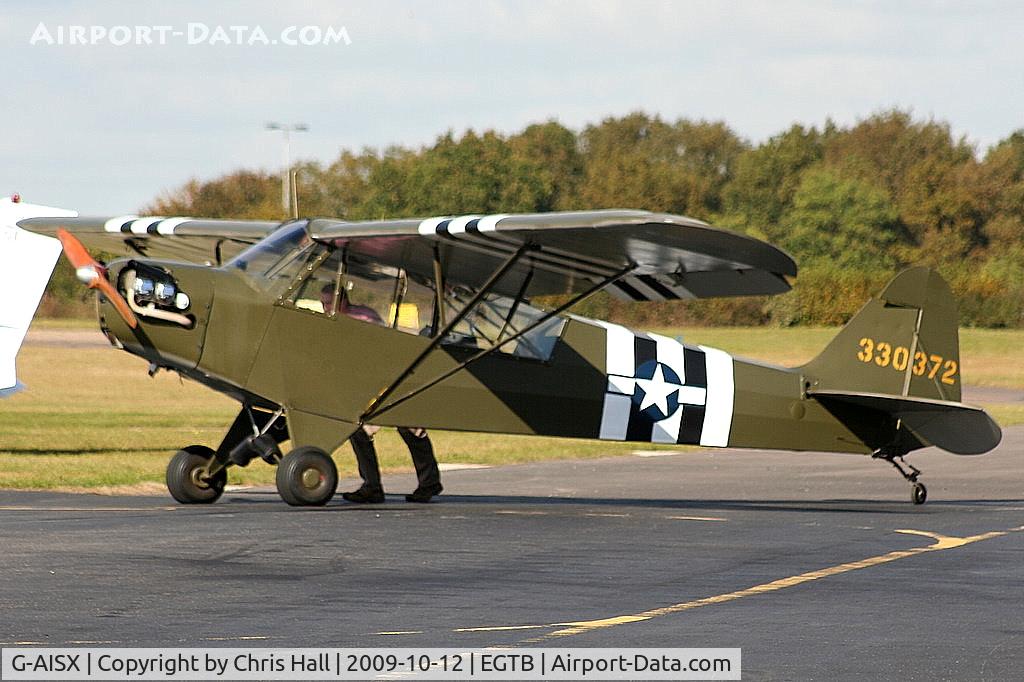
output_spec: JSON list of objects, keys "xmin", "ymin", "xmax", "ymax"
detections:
[{"xmin": 349, "ymin": 427, "xmax": 440, "ymax": 492}]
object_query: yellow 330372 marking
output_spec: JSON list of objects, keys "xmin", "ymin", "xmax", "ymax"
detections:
[{"xmin": 857, "ymin": 337, "xmax": 957, "ymax": 384}]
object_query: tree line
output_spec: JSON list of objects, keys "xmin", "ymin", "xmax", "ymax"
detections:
[{"xmin": 47, "ymin": 110, "xmax": 1024, "ymax": 326}]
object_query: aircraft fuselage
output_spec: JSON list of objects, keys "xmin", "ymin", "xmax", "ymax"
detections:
[{"xmin": 99, "ymin": 258, "xmax": 875, "ymax": 457}]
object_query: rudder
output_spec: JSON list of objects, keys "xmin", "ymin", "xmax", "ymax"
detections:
[{"xmin": 802, "ymin": 267, "xmax": 961, "ymax": 402}]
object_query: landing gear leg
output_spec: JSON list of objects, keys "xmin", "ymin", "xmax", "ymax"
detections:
[
  {"xmin": 222, "ymin": 406, "xmax": 288, "ymax": 467},
  {"xmin": 873, "ymin": 448, "xmax": 927, "ymax": 505},
  {"xmin": 165, "ymin": 405, "xmax": 288, "ymax": 505}
]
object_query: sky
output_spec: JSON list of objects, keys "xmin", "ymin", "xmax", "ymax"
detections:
[{"xmin": 2, "ymin": 0, "xmax": 1023, "ymax": 215}]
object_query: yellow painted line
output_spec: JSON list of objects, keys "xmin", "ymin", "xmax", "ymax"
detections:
[
  {"xmin": 667, "ymin": 515, "xmax": 728, "ymax": 522},
  {"xmin": 555, "ymin": 615, "xmax": 649, "ymax": 630},
  {"xmin": 893, "ymin": 528, "xmax": 1002, "ymax": 548},
  {"xmin": 537, "ymin": 527, "xmax": 1012, "ymax": 639},
  {"xmin": 442, "ymin": 526, "xmax": 1016, "ymax": 644},
  {"xmin": 375, "ymin": 631, "xmax": 424, "ymax": 636},
  {"xmin": 15, "ymin": 641, "xmax": 45, "ymax": 645}
]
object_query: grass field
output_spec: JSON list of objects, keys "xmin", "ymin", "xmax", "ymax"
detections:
[{"xmin": 1, "ymin": 323, "xmax": 1019, "ymax": 491}]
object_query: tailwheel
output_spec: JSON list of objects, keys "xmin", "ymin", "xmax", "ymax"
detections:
[
  {"xmin": 167, "ymin": 445, "xmax": 227, "ymax": 504},
  {"xmin": 872, "ymin": 447, "xmax": 927, "ymax": 506},
  {"xmin": 276, "ymin": 446, "xmax": 338, "ymax": 506}
]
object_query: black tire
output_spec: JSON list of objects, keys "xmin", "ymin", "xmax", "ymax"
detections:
[
  {"xmin": 166, "ymin": 445, "xmax": 227, "ymax": 504},
  {"xmin": 911, "ymin": 482, "xmax": 927, "ymax": 505},
  {"xmin": 276, "ymin": 446, "xmax": 338, "ymax": 506}
]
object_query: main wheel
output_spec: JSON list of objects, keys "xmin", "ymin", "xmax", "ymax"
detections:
[
  {"xmin": 276, "ymin": 446, "xmax": 338, "ymax": 506},
  {"xmin": 166, "ymin": 445, "xmax": 227, "ymax": 504},
  {"xmin": 911, "ymin": 482, "xmax": 927, "ymax": 505}
]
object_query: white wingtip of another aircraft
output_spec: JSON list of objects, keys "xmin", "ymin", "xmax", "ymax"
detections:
[{"xmin": 0, "ymin": 194, "xmax": 77, "ymax": 394}]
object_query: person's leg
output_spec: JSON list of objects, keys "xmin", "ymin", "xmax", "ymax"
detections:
[
  {"xmin": 343, "ymin": 427, "xmax": 384, "ymax": 502},
  {"xmin": 398, "ymin": 427, "xmax": 442, "ymax": 501}
]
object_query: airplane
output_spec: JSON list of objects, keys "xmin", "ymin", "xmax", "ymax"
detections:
[
  {"xmin": 3, "ymin": 199, "xmax": 1002, "ymax": 506},
  {"xmin": 0, "ymin": 195, "xmax": 74, "ymax": 397}
]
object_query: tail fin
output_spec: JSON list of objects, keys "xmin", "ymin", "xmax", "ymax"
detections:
[
  {"xmin": 802, "ymin": 267, "xmax": 961, "ymax": 402},
  {"xmin": 803, "ymin": 267, "xmax": 1001, "ymax": 455},
  {"xmin": 0, "ymin": 196, "xmax": 74, "ymax": 394}
]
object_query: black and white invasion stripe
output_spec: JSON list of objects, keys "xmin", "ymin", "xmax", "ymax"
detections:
[
  {"xmin": 417, "ymin": 214, "xmax": 695, "ymax": 301},
  {"xmin": 591, "ymin": 319, "xmax": 734, "ymax": 447},
  {"xmin": 104, "ymin": 216, "xmax": 194, "ymax": 235}
]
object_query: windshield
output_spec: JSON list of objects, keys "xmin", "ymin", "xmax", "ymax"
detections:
[{"xmin": 226, "ymin": 221, "xmax": 310, "ymax": 277}]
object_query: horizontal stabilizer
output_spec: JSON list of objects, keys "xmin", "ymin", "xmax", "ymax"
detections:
[{"xmin": 811, "ymin": 390, "xmax": 1002, "ymax": 455}]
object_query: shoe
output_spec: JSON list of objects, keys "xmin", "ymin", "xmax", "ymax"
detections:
[
  {"xmin": 405, "ymin": 483, "xmax": 443, "ymax": 503},
  {"xmin": 342, "ymin": 487, "xmax": 385, "ymax": 503}
]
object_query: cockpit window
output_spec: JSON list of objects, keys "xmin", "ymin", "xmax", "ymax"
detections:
[
  {"xmin": 445, "ymin": 289, "xmax": 566, "ymax": 361},
  {"xmin": 226, "ymin": 221, "xmax": 311, "ymax": 279},
  {"xmin": 289, "ymin": 247, "xmax": 435, "ymax": 333},
  {"xmin": 278, "ymin": 240, "xmax": 566, "ymax": 361}
]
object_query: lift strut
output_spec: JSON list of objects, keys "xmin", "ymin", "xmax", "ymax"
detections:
[{"xmin": 361, "ymin": 260, "xmax": 636, "ymax": 423}]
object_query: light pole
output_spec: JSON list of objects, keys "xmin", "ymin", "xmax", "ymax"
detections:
[{"xmin": 265, "ymin": 122, "xmax": 309, "ymax": 215}]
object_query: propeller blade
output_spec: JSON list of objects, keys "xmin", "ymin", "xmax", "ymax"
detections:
[
  {"xmin": 55, "ymin": 228, "xmax": 138, "ymax": 329},
  {"xmin": 94, "ymin": 277, "xmax": 138, "ymax": 329},
  {"xmin": 55, "ymin": 228, "xmax": 99, "ymax": 270}
]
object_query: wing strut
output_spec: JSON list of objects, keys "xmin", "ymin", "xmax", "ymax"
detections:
[
  {"xmin": 432, "ymin": 243, "xmax": 446, "ymax": 329},
  {"xmin": 495, "ymin": 266, "xmax": 535, "ymax": 346},
  {"xmin": 360, "ymin": 262, "xmax": 635, "ymax": 423},
  {"xmin": 359, "ymin": 243, "xmax": 535, "ymax": 422}
]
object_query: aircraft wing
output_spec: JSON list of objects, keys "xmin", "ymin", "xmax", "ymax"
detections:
[
  {"xmin": 20, "ymin": 209, "xmax": 797, "ymax": 299},
  {"xmin": 308, "ymin": 210, "xmax": 797, "ymax": 300},
  {"xmin": 17, "ymin": 215, "xmax": 282, "ymax": 265}
]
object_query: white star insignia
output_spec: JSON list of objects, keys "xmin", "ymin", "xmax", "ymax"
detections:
[{"xmin": 634, "ymin": 364, "xmax": 681, "ymax": 415}]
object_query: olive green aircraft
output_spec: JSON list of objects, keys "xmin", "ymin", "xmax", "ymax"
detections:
[{"xmin": 7, "ymin": 205, "xmax": 1002, "ymax": 506}]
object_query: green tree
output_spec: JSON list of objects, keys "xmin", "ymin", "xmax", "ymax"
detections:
[
  {"xmin": 978, "ymin": 131, "xmax": 1024, "ymax": 250},
  {"xmin": 143, "ymin": 170, "xmax": 281, "ymax": 219},
  {"xmin": 820, "ymin": 110, "xmax": 985, "ymax": 263},
  {"xmin": 779, "ymin": 168, "xmax": 901, "ymax": 269},
  {"xmin": 577, "ymin": 113, "xmax": 743, "ymax": 217},
  {"xmin": 507, "ymin": 121, "xmax": 583, "ymax": 211},
  {"xmin": 822, "ymin": 109, "xmax": 973, "ymax": 197},
  {"xmin": 397, "ymin": 131, "xmax": 514, "ymax": 215},
  {"xmin": 720, "ymin": 124, "xmax": 823, "ymax": 237}
]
